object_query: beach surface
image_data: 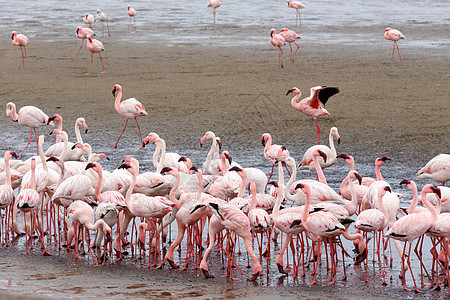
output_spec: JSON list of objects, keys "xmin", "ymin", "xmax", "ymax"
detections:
[{"xmin": 0, "ymin": 18, "xmax": 449, "ymax": 300}]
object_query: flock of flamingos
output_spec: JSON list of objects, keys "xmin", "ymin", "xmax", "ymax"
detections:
[{"xmin": 4, "ymin": 0, "xmax": 446, "ymax": 298}]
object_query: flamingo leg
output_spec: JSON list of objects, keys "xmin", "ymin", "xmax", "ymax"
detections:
[
  {"xmin": 18, "ymin": 129, "xmax": 34, "ymax": 159},
  {"xmin": 278, "ymin": 48, "xmax": 284, "ymax": 70},
  {"xmin": 292, "ymin": 41, "xmax": 300, "ymax": 63},
  {"xmin": 314, "ymin": 118, "xmax": 321, "ymax": 144},
  {"xmin": 74, "ymin": 39, "xmax": 84, "ymax": 60},
  {"xmin": 390, "ymin": 42, "xmax": 396, "ymax": 63},
  {"xmin": 395, "ymin": 42, "xmax": 402, "ymax": 62},
  {"xmin": 134, "ymin": 118, "xmax": 144, "ymax": 147},
  {"xmin": 19, "ymin": 47, "xmax": 25, "ymax": 69},
  {"xmin": 213, "ymin": 9, "xmax": 216, "ymax": 24},
  {"xmin": 86, "ymin": 52, "xmax": 94, "ymax": 75},
  {"xmin": 288, "ymin": 43, "xmax": 293, "ymax": 64},
  {"xmin": 99, "ymin": 53, "xmax": 105, "ymax": 74},
  {"xmin": 113, "ymin": 119, "xmax": 129, "ymax": 148}
]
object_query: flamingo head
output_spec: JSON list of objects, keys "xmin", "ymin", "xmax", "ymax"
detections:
[
  {"xmin": 189, "ymin": 166, "xmax": 199, "ymax": 174},
  {"xmin": 229, "ymin": 166, "xmax": 242, "ymax": 173},
  {"xmin": 315, "ymin": 149, "xmax": 327, "ymax": 163},
  {"xmin": 267, "ymin": 181, "xmax": 278, "ymax": 188},
  {"xmin": 223, "ymin": 151, "xmax": 232, "ymax": 164},
  {"xmin": 261, "ymin": 133, "xmax": 271, "ymax": 147},
  {"xmin": 270, "ymin": 28, "xmax": 275, "ymax": 38},
  {"xmin": 11, "ymin": 31, "xmax": 16, "ymax": 40},
  {"xmin": 216, "ymin": 138, "xmax": 222, "ymax": 149},
  {"xmin": 385, "ymin": 28, "xmax": 392, "ymax": 32},
  {"xmin": 118, "ymin": 162, "xmax": 131, "ymax": 170},
  {"xmin": 97, "ymin": 153, "xmax": 110, "ymax": 160},
  {"xmin": 112, "ymin": 84, "xmax": 121, "ymax": 96},
  {"xmin": 85, "ymin": 162, "xmax": 99, "ymax": 171},
  {"xmin": 8, "ymin": 151, "xmax": 18, "ymax": 159},
  {"xmin": 351, "ymin": 171, "xmax": 362, "ymax": 185},
  {"xmin": 376, "ymin": 156, "xmax": 390, "ymax": 167},
  {"xmin": 128, "ymin": 5, "xmax": 131, "ymax": 10},
  {"xmin": 286, "ymin": 87, "xmax": 300, "ymax": 95},
  {"xmin": 431, "ymin": 186, "xmax": 441, "ymax": 199}
]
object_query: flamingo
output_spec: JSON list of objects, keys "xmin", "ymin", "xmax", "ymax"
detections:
[
  {"xmin": 16, "ymin": 158, "xmax": 51, "ymax": 256},
  {"xmin": 417, "ymin": 154, "xmax": 450, "ymax": 186},
  {"xmin": 143, "ymin": 132, "xmax": 188, "ymax": 173},
  {"xmin": 96, "ymin": 10, "xmax": 110, "ymax": 37},
  {"xmin": 93, "ymin": 203, "xmax": 118, "ymax": 258},
  {"xmin": 270, "ymin": 28, "xmax": 286, "ymax": 70},
  {"xmin": 200, "ymin": 131, "xmax": 221, "ymax": 175},
  {"xmin": 356, "ymin": 185, "xmax": 391, "ymax": 284},
  {"xmin": 68, "ymin": 200, "xmax": 112, "ymax": 265},
  {"xmin": 127, "ymin": 5, "xmax": 136, "ymax": 30},
  {"xmin": 11, "ymin": 31, "xmax": 30, "ymax": 69},
  {"xmin": 83, "ymin": 13, "xmax": 95, "ymax": 29},
  {"xmin": 0, "ymin": 151, "xmax": 17, "ymax": 245},
  {"xmin": 6, "ymin": 102, "xmax": 52, "ymax": 159},
  {"xmin": 384, "ymin": 28, "xmax": 405, "ymax": 63},
  {"xmin": 299, "ymin": 127, "xmax": 340, "ymax": 171},
  {"xmin": 45, "ymin": 117, "xmax": 89, "ymax": 161},
  {"xmin": 86, "ymin": 34, "xmax": 105, "ymax": 75},
  {"xmin": 261, "ymin": 133, "xmax": 290, "ymax": 184},
  {"xmin": 74, "ymin": 26, "xmax": 94, "ymax": 60},
  {"xmin": 279, "ymin": 28, "xmax": 301, "ymax": 64},
  {"xmin": 287, "ymin": 86, "xmax": 339, "ymax": 144},
  {"xmin": 207, "ymin": 0, "xmax": 221, "ymax": 24},
  {"xmin": 286, "ymin": 0, "xmax": 305, "ymax": 26},
  {"xmin": 111, "ymin": 84, "xmax": 147, "ymax": 148},
  {"xmin": 385, "ymin": 184, "xmax": 440, "ymax": 293}
]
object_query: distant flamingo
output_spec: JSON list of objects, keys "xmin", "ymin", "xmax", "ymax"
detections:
[
  {"xmin": 11, "ymin": 31, "xmax": 30, "ymax": 69},
  {"xmin": 96, "ymin": 10, "xmax": 110, "ymax": 37},
  {"xmin": 286, "ymin": 0, "xmax": 305, "ymax": 26},
  {"xmin": 287, "ymin": 86, "xmax": 340, "ymax": 144},
  {"xmin": 270, "ymin": 28, "xmax": 286, "ymax": 70},
  {"xmin": 385, "ymin": 184, "xmax": 440, "ymax": 293},
  {"xmin": 86, "ymin": 34, "xmax": 105, "ymax": 75},
  {"xmin": 83, "ymin": 13, "xmax": 95, "ymax": 29},
  {"xmin": 112, "ymin": 84, "xmax": 148, "ymax": 148},
  {"xmin": 384, "ymin": 28, "xmax": 405, "ymax": 63},
  {"xmin": 279, "ymin": 28, "xmax": 301, "ymax": 63},
  {"xmin": 207, "ymin": 0, "xmax": 221, "ymax": 24},
  {"xmin": 417, "ymin": 154, "xmax": 450, "ymax": 186},
  {"xmin": 128, "ymin": 5, "xmax": 137, "ymax": 30},
  {"xmin": 74, "ymin": 26, "xmax": 94, "ymax": 60},
  {"xmin": 6, "ymin": 102, "xmax": 52, "ymax": 159},
  {"xmin": 299, "ymin": 127, "xmax": 340, "ymax": 171}
]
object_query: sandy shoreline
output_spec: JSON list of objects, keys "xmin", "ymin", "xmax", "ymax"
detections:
[{"xmin": 0, "ymin": 23, "xmax": 449, "ymax": 299}]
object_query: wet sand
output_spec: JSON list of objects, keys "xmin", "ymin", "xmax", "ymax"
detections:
[{"xmin": 0, "ymin": 23, "xmax": 449, "ymax": 299}]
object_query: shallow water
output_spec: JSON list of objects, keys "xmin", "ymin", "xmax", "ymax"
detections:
[{"xmin": 4, "ymin": 0, "xmax": 450, "ymax": 47}]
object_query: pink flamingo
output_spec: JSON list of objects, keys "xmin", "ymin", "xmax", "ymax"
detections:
[
  {"xmin": 286, "ymin": 0, "xmax": 305, "ymax": 26},
  {"xmin": 298, "ymin": 127, "xmax": 340, "ymax": 171},
  {"xmin": 0, "ymin": 151, "xmax": 17, "ymax": 245},
  {"xmin": 17, "ymin": 158, "xmax": 51, "ymax": 256},
  {"xmin": 384, "ymin": 28, "xmax": 405, "ymax": 63},
  {"xmin": 11, "ymin": 31, "xmax": 30, "ymax": 69},
  {"xmin": 6, "ymin": 102, "xmax": 52, "ymax": 159},
  {"xmin": 270, "ymin": 28, "xmax": 286, "ymax": 70},
  {"xmin": 261, "ymin": 133, "xmax": 290, "ymax": 185},
  {"xmin": 287, "ymin": 86, "xmax": 340, "ymax": 144},
  {"xmin": 83, "ymin": 13, "xmax": 95, "ymax": 29},
  {"xmin": 96, "ymin": 10, "xmax": 111, "ymax": 37},
  {"xmin": 74, "ymin": 26, "xmax": 94, "ymax": 60},
  {"xmin": 356, "ymin": 184, "xmax": 391, "ymax": 284},
  {"xmin": 112, "ymin": 84, "xmax": 148, "ymax": 148},
  {"xmin": 385, "ymin": 184, "xmax": 440, "ymax": 293},
  {"xmin": 86, "ymin": 34, "xmax": 105, "ymax": 75},
  {"xmin": 207, "ymin": 0, "xmax": 221, "ymax": 24},
  {"xmin": 68, "ymin": 200, "xmax": 112, "ymax": 265},
  {"xmin": 128, "ymin": 5, "xmax": 137, "ymax": 30},
  {"xmin": 417, "ymin": 154, "xmax": 450, "ymax": 186},
  {"xmin": 201, "ymin": 201, "xmax": 262, "ymax": 281},
  {"xmin": 279, "ymin": 28, "xmax": 301, "ymax": 63}
]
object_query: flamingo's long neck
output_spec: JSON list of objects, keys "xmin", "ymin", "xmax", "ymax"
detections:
[
  {"xmin": 250, "ymin": 184, "xmax": 257, "ymax": 211},
  {"xmin": 221, "ymin": 153, "xmax": 228, "ymax": 175},
  {"xmin": 407, "ymin": 183, "xmax": 419, "ymax": 213},
  {"xmin": 56, "ymin": 117, "xmax": 63, "ymax": 144},
  {"xmin": 94, "ymin": 167, "xmax": 103, "ymax": 200},
  {"xmin": 169, "ymin": 171, "xmax": 181, "ymax": 208},
  {"xmin": 313, "ymin": 154, "xmax": 327, "ymax": 185},
  {"xmin": 86, "ymin": 219, "xmax": 109, "ymax": 233},
  {"xmin": 196, "ymin": 170, "xmax": 203, "ymax": 201},
  {"xmin": 272, "ymin": 162, "xmax": 284, "ymax": 222},
  {"xmin": 38, "ymin": 138, "xmax": 48, "ymax": 173},
  {"xmin": 152, "ymin": 145, "xmax": 160, "ymax": 170},
  {"xmin": 205, "ymin": 136, "xmax": 217, "ymax": 171},
  {"xmin": 346, "ymin": 174, "xmax": 358, "ymax": 216},
  {"xmin": 237, "ymin": 170, "xmax": 247, "ymax": 198},
  {"xmin": 375, "ymin": 160, "xmax": 384, "ymax": 181},
  {"xmin": 263, "ymin": 136, "xmax": 272, "ymax": 155},
  {"xmin": 6, "ymin": 103, "xmax": 18, "ymax": 122},
  {"xmin": 59, "ymin": 132, "xmax": 69, "ymax": 160},
  {"xmin": 421, "ymin": 188, "xmax": 438, "ymax": 220},
  {"xmin": 301, "ymin": 185, "xmax": 311, "ymax": 226},
  {"xmin": 4, "ymin": 154, "xmax": 11, "ymax": 186},
  {"xmin": 377, "ymin": 189, "xmax": 389, "ymax": 228},
  {"xmin": 328, "ymin": 132, "xmax": 337, "ymax": 159},
  {"xmin": 75, "ymin": 120, "xmax": 83, "ymax": 144},
  {"xmin": 156, "ymin": 140, "xmax": 166, "ymax": 173},
  {"xmin": 290, "ymin": 91, "xmax": 302, "ymax": 110},
  {"xmin": 114, "ymin": 87, "xmax": 123, "ymax": 112},
  {"xmin": 125, "ymin": 166, "xmax": 137, "ymax": 212},
  {"xmin": 31, "ymin": 161, "xmax": 37, "ymax": 191},
  {"xmin": 284, "ymin": 161, "xmax": 297, "ymax": 200}
]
